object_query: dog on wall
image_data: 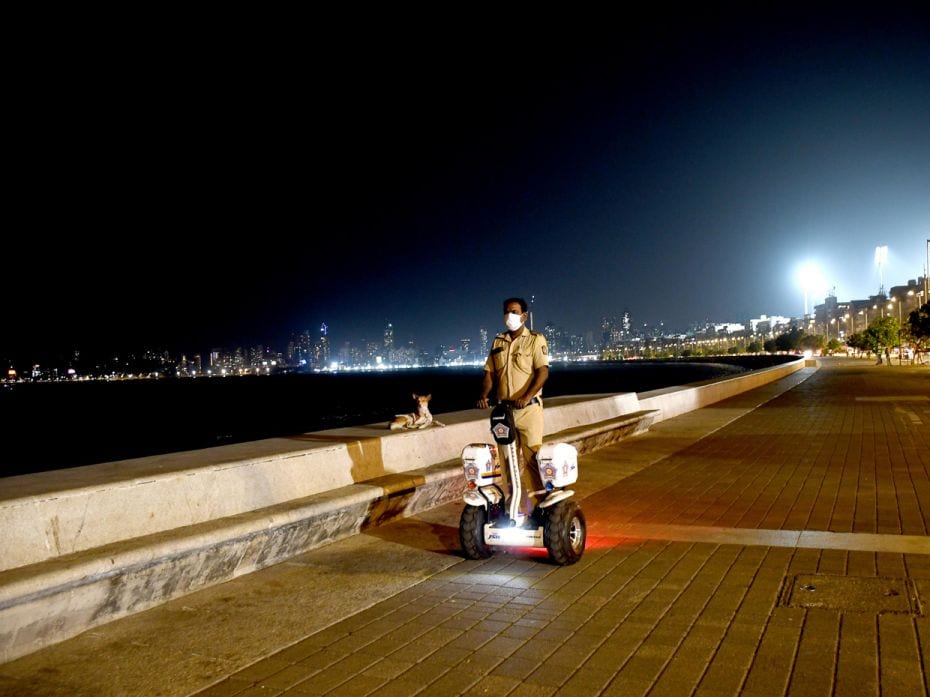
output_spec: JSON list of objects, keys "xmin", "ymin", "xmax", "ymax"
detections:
[{"xmin": 389, "ymin": 393, "xmax": 445, "ymax": 430}]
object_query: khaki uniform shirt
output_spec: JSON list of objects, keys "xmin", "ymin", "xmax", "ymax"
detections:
[{"xmin": 484, "ymin": 328, "xmax": 550, "ymax": 401}]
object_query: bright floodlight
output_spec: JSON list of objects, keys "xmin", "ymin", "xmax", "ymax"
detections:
[
  {"xmin": 875, "ymin": 245, "xmax": 888, "ymax": 295},
  {"xmin": 797, "ymin": 262, "xmax": 826, "ymax": 316}
]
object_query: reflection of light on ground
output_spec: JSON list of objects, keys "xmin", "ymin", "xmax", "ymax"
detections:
[
  {"xmin": 585, "ymin": 535, "xmax": 641, "ymax": 550},
  {"xmin": 486, "ymin": 533, "xmax": 639, "ymax": 561},
  {"xmin": 498, "ymin": 547, "xmax": 549, "ymax": 560}
]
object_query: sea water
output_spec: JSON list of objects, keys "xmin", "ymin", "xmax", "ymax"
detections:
[{"xmin": 0, "ymin": 356, "xmax": 793, "ymax": 476}]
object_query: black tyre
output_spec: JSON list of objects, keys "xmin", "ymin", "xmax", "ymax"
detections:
[
  {"xmin": 459, "ymin": 505, "xmax": 493, "ymax": 559},
  {"xmin": 544, "ymin": 500, "xmax": 586, "ymax": 565}
]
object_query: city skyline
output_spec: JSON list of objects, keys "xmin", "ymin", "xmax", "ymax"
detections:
[
  {"xmin": 5, "ymin": 8, "xmax": 928, "ymax": 363},
  {"xmin": 6, "ymin": 268, "xmax": 925, "ymax": 378}
]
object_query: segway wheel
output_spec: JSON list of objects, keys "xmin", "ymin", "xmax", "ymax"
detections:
[
  {"xmin": 544, "ymin": 500, "xmax": 586, "ymax": 565},
  {"xmin": 459, "ymin": 505, "xmax": 493, "ymax": 559}
]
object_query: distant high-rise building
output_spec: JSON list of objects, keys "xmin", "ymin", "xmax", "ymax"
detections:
[
  {"xmin": 610, "ymin": 321, "xmax": 623, "ymax": 345},
  {"xmin": 568, "ymin": 334, "xmax": 586, "ymax": 355},
  {"xmin": 383, "ymin": 322, "xmax": 394, "ymax": 352},
  {"xmin": 479, "ymin": 328, "xmax": 488, "ymax": 357},
  {"xmin": 338, "ymin": 341, "xmax": 360, "ymax": 366},
  {"xmin": 297, "ymin": 329, "xmax": 313, "ymax": 363},
  {"xmin": 543, "ymin": 322, "xmax": 563, "ymax": 355},
  {"xmin": 600, "ymin": 317, "xmax": 612, "ymax": 347},
  {"xmin": 316, "ymin": 323, "xmax": 330, "ymax": 365},
  {"xmin": 365, "ymin": 340, "xmax": 381, "ymax": 363}
]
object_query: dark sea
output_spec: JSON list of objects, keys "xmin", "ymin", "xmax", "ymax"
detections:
[{"xmin": 0, "ymin": 356, "xmax": 795, "ymax": 477}]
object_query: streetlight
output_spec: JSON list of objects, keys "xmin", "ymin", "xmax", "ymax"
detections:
[
  {"xmin": 926, "ymin": 238, "xmax": 930, "ymax": 305},
  {"xmin": 889, "ymin": 297, "xmax": 906, "ymax": 365}
]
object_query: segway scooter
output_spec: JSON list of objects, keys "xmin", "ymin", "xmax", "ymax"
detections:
[{"xmin": 459, "ymin": 401, "xmax": 586, "ymax": 565}]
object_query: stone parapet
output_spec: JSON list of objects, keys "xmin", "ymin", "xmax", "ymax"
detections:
[
  {"xmin": 638, "ymin": 356, "xmax": 806, "ymax": 420},
  {"xmin": 0, "ymin": 357, "xmax": 805, "ymax": 663},
  {"xmin": 0, "ymin": 393, "xmax": 641, "ymax": 572}
]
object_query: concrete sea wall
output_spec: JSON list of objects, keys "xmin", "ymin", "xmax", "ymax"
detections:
[{"xmin": 0, "ymin": 357, "xmax": 806, "ymax": 662}]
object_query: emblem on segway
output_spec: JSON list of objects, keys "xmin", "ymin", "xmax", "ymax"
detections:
[{"xmin": 492, "ymin": 423, "xmax": 510, "ymax": 440}]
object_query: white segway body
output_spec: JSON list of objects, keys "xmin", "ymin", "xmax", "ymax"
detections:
[
  {"xmin": 461, "ymin": 443, "xmax": 502, "ymax": 508},
  {"xmin": 459, "ymin": 406, "xmax": 586, "ymax": 565},
  {"xmin": 536, "ymin": 442, "xmax": 578, "ymax": 508}
]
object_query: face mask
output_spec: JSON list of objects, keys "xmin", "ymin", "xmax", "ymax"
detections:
[{"xmin": 505, "ymin": 312, "xmax": 524, "ymax": 332}]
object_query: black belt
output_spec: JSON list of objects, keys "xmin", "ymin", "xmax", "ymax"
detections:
[{"xmin": 500, "ymin": 397, "xmax": 541, "ymax": 409}]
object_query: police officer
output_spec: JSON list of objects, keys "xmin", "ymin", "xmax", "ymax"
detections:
[{"xmin": 477, "ymin": 297, "xmax": 550, "ymax": 518}]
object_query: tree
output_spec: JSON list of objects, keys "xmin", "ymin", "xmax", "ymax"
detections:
[
  {"xmin": 863, "ymin": 316, "xmax": 900, "ymax": 364},
  {"xmin": 747, "ymin": 341, "xmax": 763, "ymax": 354},
  {"xmin": 800, "ymin": 333, "xmax": 825, "ymax": 353},
  {"xmin": 846, "ymin": 332, "xmax": 869, "ymax": 357},
  {"xmin": 763, "ymin": 338, "xmax": 777, "ymax": 353},
  {"xmin": 908, "ymin": 301, "xmax": 930, "ymax": 363},
  {"xmin": 910, "ymin": 302, "xmax": 930, "ymax": 338},
  {"xmin": 775, "ymin": 328, "xmax": 804, "ymax": 353},
  {"xmin": 825, "ymin": 338, "xmax": 843, "ymax": 355}
]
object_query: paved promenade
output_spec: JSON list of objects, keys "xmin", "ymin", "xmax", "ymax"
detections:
[{"xmin": 1, "ymin": 358, "xmax": 928, "ymax": 696}]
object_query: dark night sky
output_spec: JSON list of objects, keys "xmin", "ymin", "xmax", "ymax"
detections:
[{"xmin": 5, "ymin": 6, "xmax": 929, "ymax": 362}]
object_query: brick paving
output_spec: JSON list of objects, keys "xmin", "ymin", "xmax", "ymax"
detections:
[
  {"xmin": 599, "ymin": 368, "xmax": 930, "ymax": 536},
  {"xmin": 2, "ymin": 359, "xmax": 929, "ymax": 696}
]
